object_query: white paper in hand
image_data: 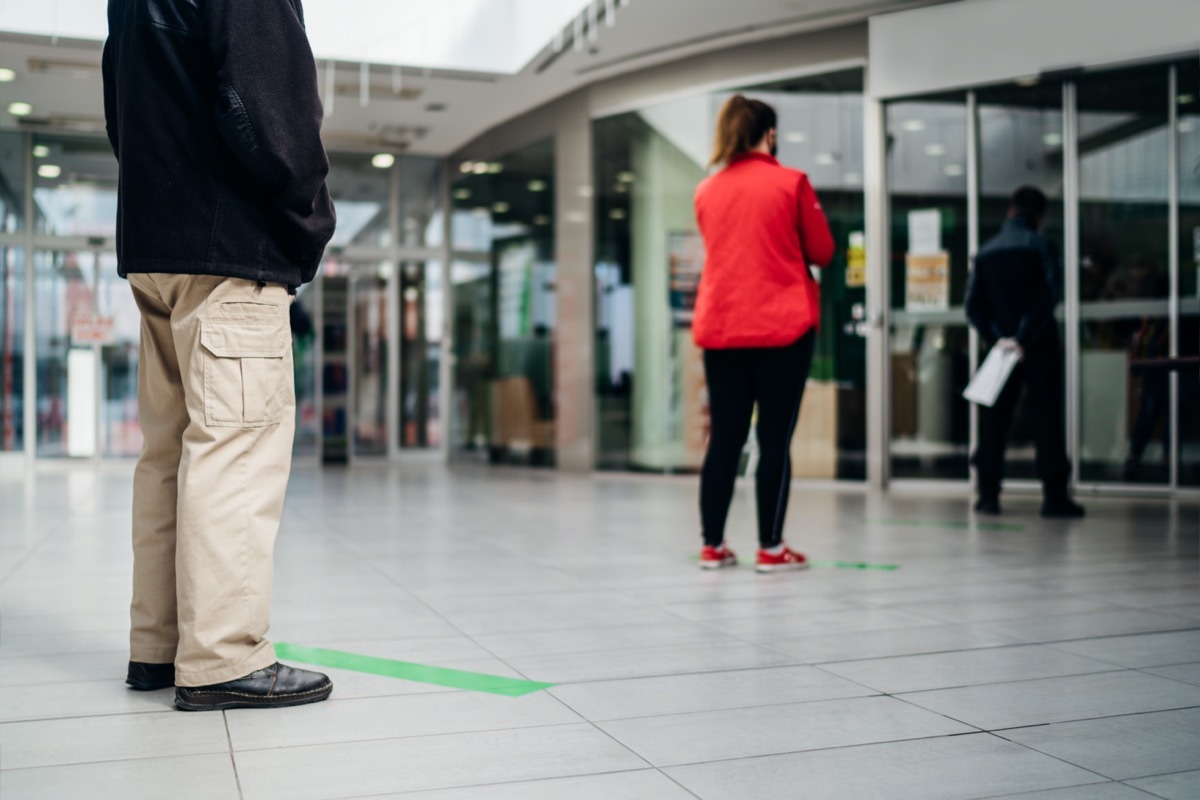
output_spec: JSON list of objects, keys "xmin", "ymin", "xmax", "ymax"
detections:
[{"xmin": 963, "ymin": 346, "xmax": 1020, "ymax": 407}]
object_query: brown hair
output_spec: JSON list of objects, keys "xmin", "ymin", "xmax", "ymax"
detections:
[{"xmin": 709, "ymin": 94, "xmax": 777, "ymax": 167}]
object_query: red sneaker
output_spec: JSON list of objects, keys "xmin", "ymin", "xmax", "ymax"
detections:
[
  {"xmin": 699, "ymin": 545, "xmax": 737, "ymax": 570},
  {"xmin": 756, "ymin": 546, "xmax": 809, "ymax": 573}
]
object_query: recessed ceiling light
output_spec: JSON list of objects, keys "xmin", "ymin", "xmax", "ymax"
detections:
[
  {"xmin": 925, "ymin": 143, "xmax": 947, "ymax": 156},
  {"xmin": 842, "ymin": 172, "xmax": 862, "ymax": 184},
  {"xmin": 486, "ymin": 162, "xmax": 504, "ymax": 174},
  {"xmin": 1178, "ymin": 94, "xmax": 1196, "ymax": 106},
  {"xmin": 785, "ymin": 132, "xmax": 807, "ymax": 143},
  {"xmin": 7, "ymin": 102, "xmax": 33, "ymax": 117},
  {"xmin": 609, "ymin": 208, "xmax": 627, "ymax": 220},
  {"xmin": 1015, "ymin": 75, "xmax": 1040, "ymax": 87},
  {"xmin": 38, "ymin": 164, "xmax": 62, "ymax": 179},
  {"xmin": 527, "ymin": 180, "xmax": 547, "ymax": 192},
  {"xmin": 1042, "ymin": 132, "xmax": 1063, "ymax": 146},
  {"xmin": 0, "ymin": 68, "xmax": 16, "ymax": 83},
  {"xmin": 32, "ymin": 145, "xmax": 50, "ymax": 158},
  {"xmin": 453, "ymin": 188, "xmax": 471, "ymax": 200},
  {"xmin": 492, "ymin": 201, "xmax": 510, "ymax": 213},
  {"xmin": 533, "ymin": 214, "xmax": 550, "ymax": 226},
  {"xmin": 815, "ymin": 153, "xmax": 836, "ymax": 166},
  {"xmin": 944, "ymin": 163, "xmax": 964, "ymax": 177},
  {"xmin": 902, "ymin": 119, "xmax": 925, "ymax": 132},
  {"xmin": 616, "ymin": 171, "xmax": 635, "ymax": 184},
  {"xmin": 460, "ymin": 161, "xmax": 476, "ymax": 174},
  {"xmin": 472, "ymin": 162, "xmax": 489, "ymax": 175},
  {"xmin": 371, "ymin": 153, "xmax": 395, "ymax": 169}
]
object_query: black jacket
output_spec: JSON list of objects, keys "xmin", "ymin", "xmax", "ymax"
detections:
[
  {"xmin": 103, "ymin": 0, "xmax": 336, "ymax": 289},
  {"xmin": 965, "ymin": 216, "xmax": 1061, "ymax": 349}
]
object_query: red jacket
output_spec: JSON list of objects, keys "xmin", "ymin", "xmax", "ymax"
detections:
[{"xmin": 692, "ymin": 152, "xmax": 834, "ymax": 349}]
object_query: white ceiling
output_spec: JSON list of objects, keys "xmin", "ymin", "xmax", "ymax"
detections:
[{"xmin": 0, "ymin": 0, "xmax": 928, "ymax": 156}]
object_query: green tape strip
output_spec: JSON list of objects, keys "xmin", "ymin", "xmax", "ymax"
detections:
[
  {"xmin": 274, "ymin": 643, "xmax": 554, "ymax": 697},
  {"xmin": 810, "ymin": 560, "xmax": 900, "ymax": 571},
  {"xmin": 865, "ymin": 518, "xmax": 1025, "ymax": 533}
]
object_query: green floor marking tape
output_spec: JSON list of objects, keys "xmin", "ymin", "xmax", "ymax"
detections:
[
  {"xmin": 274, "ymin": 643, "xmax": 554, "ymax": 697},
  {"xmin": 810, "ymin": 560, "xmax": 900, "ymax": 571},
  {"xmin": 865, "ymin": 518, "xmax": 1025, "ymax": 533}
]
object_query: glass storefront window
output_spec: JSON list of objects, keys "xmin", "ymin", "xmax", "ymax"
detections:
[
  {"xmin": 398, "ymin": 157, "xmax": 443, "ymax": 248},
  {"xmin": 292, "ymin": 283, "xmax": 319, "ymax": 458},
  {"xmin": 1, "ymin": 246, "xmax": 25, "ymax": 451},
  {"xmin": 594, "ymin": 69, "xmax": 867, "ymax": 478},
  {"xmin": 1177, "ymin": 58, "xmax": 1200, "ymax": 486},
  {"xmin": 0, "ymin": 132, "xmax": 26, "ymax": 233},
  {"xmin": 399, "ymin": 260, "xmax": 443, "ymax": 448},
  {"xmin": 32, "ymin": 135, "xmax": 118, "ymax": 238},
  {"xmin": 450, "ymin": 139, "xmax": 556, "ymax": 465},
  {"xmin": 1076, "ymin": 64, "xmax": 1172, "ymax": 484},
  {"xmin": 886, "ymin": 93, "xmax": 971, "ymax": 480},
  {"xmin": 96, "ymin": 254, "xmax": 141, "ymax": 457},
  {"xmin": 327, "ymin": 154, "xmax": 391, "ymax": 249},
  {"xmin": 35, "ymin": 250, "xmax": 95, "ymax": 457}
]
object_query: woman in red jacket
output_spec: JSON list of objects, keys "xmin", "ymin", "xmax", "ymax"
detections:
[{"xmin": 693, "ymin": 94, "xmax": 834, "ymax": 572}]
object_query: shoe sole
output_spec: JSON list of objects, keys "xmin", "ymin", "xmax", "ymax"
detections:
[
  {"xmin": 126, "ymin": 679, "xmax": 174, "ymax": 691},
  {"xmin": 175, "ymin": 682, "xmax": 332, "ymax": 712},
  {"xmin": 699, "ymin": 559, "xmax": 737, "ymax": 570},
  {"xmin": 755, "ymin": 562, "xmax": 810, "ymax": 573}
]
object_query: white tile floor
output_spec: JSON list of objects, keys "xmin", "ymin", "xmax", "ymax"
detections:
[{"xmin": 1, "ymin": 462, "xmax": 1198, "ymax": 799}]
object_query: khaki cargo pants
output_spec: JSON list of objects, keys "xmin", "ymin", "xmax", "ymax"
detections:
[{"xmin": 127, "ymin": 273, "xmax": 294, "ymax": 687}]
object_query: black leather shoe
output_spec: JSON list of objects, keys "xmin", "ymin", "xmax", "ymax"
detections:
[
  {"xmin": 175, "ymin": 662, "xmax": 332, "ymax": 711},
  {"xmin": 974, "ymin": 496, "xmax": 1001, "ymax": 516},
  {"xmin": 1041, "ymin": 496, "xmax": 1086, "ymax": 519},
  {"xmin": 126, "ymin": 661, "xmax": 174, "ymax": 691}
]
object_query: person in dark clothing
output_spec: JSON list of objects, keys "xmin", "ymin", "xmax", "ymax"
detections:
[
  {"xmin": 966, "ymin": 186, "xmax": 1084, "ymax": 518},
  {"xmin": 105, "ymin": 0, "xmax": 337, "ymax": 710}
]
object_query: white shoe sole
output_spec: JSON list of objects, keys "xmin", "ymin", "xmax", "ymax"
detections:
[
  {"xmin": 755, "ymin": 562, "xmax": 810, "ymax": 573},
  {"xmin": 699, "ymin": 559, "xmax": 737, "ymax": 570}
]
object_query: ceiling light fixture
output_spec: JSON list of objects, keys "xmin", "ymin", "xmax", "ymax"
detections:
[
  {"xmin": 492, "ymin": 201, "xmax": 510, "ymax": 213},
  {"xmin": 609, "ymin": 208, "xmax": 627, "ymax": 220},
  {"xmin": 32, "ymin": 145, "xmax": 50, "ymax": 158},
  {"xmin": 527, "ymin": 180, "xmax": 547, "ymax": 192},
  {"xmin": 486, "ymin": 163, "xmax": 504, "ymax": 174},
  {"xmin": 0, "ymin": 68, "xmax": 15, "ymax": 83},
  {"xmin": 925, "ymin": 143, "xmax": 946, "ymax": 156},
  {"xmin": 1179, "ymin": 94, "xmax": 1196, "ymax": 106},
  {"xmin": 1042, "ymin": 132, "xmax": 1063, "ymax": 146},
  {"xmin": 460, "ymin": 161, "xmax": 475, "ymax": 174},
  {"xmin": 7, "ymin": 102, "xmax": 33, "ymax": 117},
  {"xmin": 371, "ymin": 153, "xmax": 396, "ymax": 169},
  {"xmin": 1015, "ymin": 75, "xmax": 1040, "ymax": 87},
  {"xmin": 944, "ymin": 163, "xmax": 965, "ymax": 177},
  {"xmin": 534, "ymin": 214, "xmax": 550, "ymax": 226},
  {"xmin": 785, "ymin": 132, "xmax": 807, "ymax": 143},
  {"xmin": 815, "ymin": 153, "xmax": 836, "ymax": 166},
  {"xmin": 616, "ymin": 171, "xmax": 635, "ymax": 183},
  {"xmin": 472, "ymin": 162, "xmax": 489, "ymax": 175},
  {"xmin": 902, "ymin": 120, "xmax": 925, "ymax": 133},
  {"xmin": 38, "ymin": 164, "xmax": 62, "ymax": 179},
  {"xmin": 453, "ymin": 188, "xmax": 472, "ymax": 200}
]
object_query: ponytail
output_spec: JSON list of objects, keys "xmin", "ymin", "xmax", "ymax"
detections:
[{"xmin": 710, "ymin": 94, "xmax": 777, "ymax": 167}]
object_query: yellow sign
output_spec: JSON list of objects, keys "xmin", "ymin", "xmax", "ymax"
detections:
[{"xmin": 846, "ymin": 231, "xmax": 866, "ymax": 288}]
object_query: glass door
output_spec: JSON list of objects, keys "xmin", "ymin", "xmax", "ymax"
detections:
[
  {"xmin": 1075, "ymin": 65, "xmax": 1173, "ymax": 486},
  {"xmin": 885, "ymin": 93, "xmax": 972, "ymax": 480},
  {"xmin": 32, "ymin": 247, "xmax": 136, "ymax": 458},
  {"xmin": 1175, "ymin": 58, "xmax": 1200, "ymax": 487}
]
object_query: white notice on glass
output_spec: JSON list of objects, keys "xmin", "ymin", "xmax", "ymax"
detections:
[{"xmin": 963, "ymin": 346, "xmax": 1021, "ymax": 408}]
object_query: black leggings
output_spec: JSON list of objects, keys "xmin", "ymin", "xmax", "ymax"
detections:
[{"xmin": 700, "ymin": 333, "xmax": 815, "ymax": 549}]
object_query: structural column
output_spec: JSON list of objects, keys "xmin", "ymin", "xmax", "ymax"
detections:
[{"xmin": 553, "ymin": 95, "xmax": 596, "ymax": 472}]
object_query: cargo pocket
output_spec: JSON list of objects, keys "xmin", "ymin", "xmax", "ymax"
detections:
[{"xmin": 199, "ymin": 315, "xmax": 291, "ymax": 428}]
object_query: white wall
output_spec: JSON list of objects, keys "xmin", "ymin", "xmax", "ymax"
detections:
[{"xmin": 870, "ymin": 0, "xmax": 1200, "ymax": 99}]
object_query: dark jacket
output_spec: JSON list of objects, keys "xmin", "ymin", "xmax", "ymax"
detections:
[
  {"xmin": 103, "ymin": 0, "xmax": 336, "ymax": 289},
  {"xmin": 966, "ymin": 216, "xmax": 1061, "ymax": 349}
]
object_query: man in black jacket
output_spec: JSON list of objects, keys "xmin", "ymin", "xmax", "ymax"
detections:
[
  {"xmin": 966, "ymin": 186, "xmax": 1084, "ymax": 519},
  {"xmin": 104, "ymin": 0, "xmax": 338, "ymax": 710}
]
